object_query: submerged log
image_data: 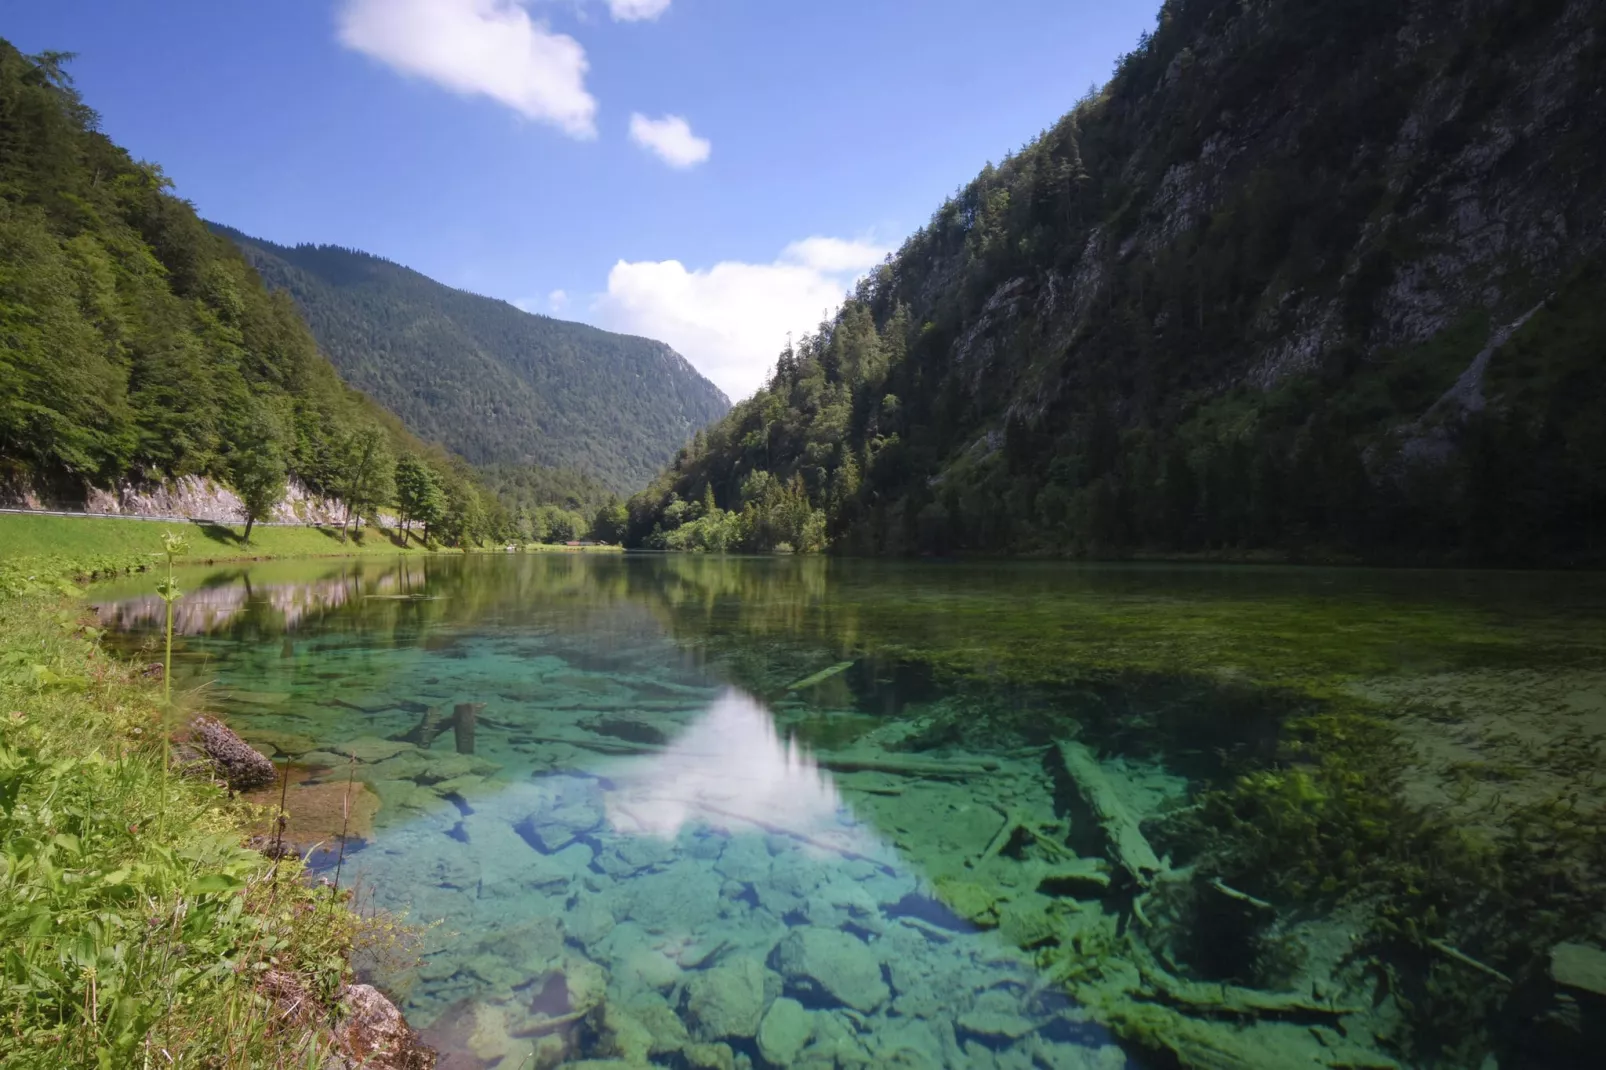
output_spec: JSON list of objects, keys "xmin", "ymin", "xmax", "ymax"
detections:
[
  {"xmin": 515, "ymin": 733, "xmax": 651, "ymax": 756},
  {"xmin": 509, "ymin": 731, "xmax": 996, "ymax": 779},
  {"xmin": 817, "ymin": 755, "xmax": 999, "ymax": 778},
  {"xmin": 330, "ymin": 698, "xmax": 393, "ymax": 715},
  {"xmin": 1056, "ymin": 741, "xmax": 1164, "ymax": 886},
  {"xmin": 785, "ymin": 660, "xmax": 855, "ymax": 690},
  {"xmin": 1207, "ymin": 878, "xmax": 1275, "ymax": 915},
  {"xmin": 1128, "ymin": 937, "xmax": 1363, "ymax": 1019},
  {"xmin": 453, "ymin": 702, "xmax": 483, "ymax": 755},
  {"xmin": 392, "ymin": 704, "xmax": 451, "ymax": 748},
  {"xmin": 687, "ymin": 800, "xmax": 898, "ymax": 876},
  {"xmin": 1098, "ymin": 996, "xmax": 1383, "ymax": 1070},
  {"xmin": 1427, "ymin": 938, "xmax": 1513, "ymax": 985},
  {"xmin": 980, "ymin": 809, "xmax": 1076, "ymax": 865}
]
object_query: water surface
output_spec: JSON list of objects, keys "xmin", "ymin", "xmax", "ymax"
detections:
[{"xmin": 94, "ymin": 555, "xmax": 1606, "ymax": 1070}]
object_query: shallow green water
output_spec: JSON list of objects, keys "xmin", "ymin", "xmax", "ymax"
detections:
[{"xmin": 93, "ymin": 555, "xmax": 1606, "ymax": 1069}]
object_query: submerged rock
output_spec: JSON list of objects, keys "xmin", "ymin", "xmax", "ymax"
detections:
[
  {"xmin": 614, "ymin": 863, "xmax": 723, "ymax": 932},
  {"xmin": 757, "ymin": 996, "xmax": 813, "ymax": 1065},
  {"xmin": 683, "ymin": 1041, "xmax": 736, "ymax": 1070},
  {"xmin": 331, "ymin": 736, "xmax": 416, "ymax": 763},
  {"xmin": 714, "ymin": 834, "xmax": 773, "ymax": 883},
  {"xmin": 998, "ymin": 899, "xmax": 1059, "ymax": 949},
  {"xmin": 238, "ymin": 728, "xmax": 318, "ymax": 757},
  {"xmin": 626, "ymin": 991, "xmax": 690, "ymax": 1055},
  {"xmin": 568, "ymin": 897, "xmax": 617, "ymax": 950},
  {"xmin": 957, "ymin": 1010, "xmax": 1039, "ymax": 1041},
  {"xmin": 773, "ymin": 927, "xmax": 890, "ymax": 1013},
  {"xmin": 683, "ymin": 956, "xmax": 769, "ymax": 1040},
  {"xmin": 594, "ymin": 1003, "xmax": 654, "ymax": 1064},
  {"xmin": 1551, "ymin": 942, "xmax": 1606, "ymax": 997},
  {"xmin": 580, "ymin": 714, "xmax": 670, "ymax": 745},
  {"xmin": 871, "ymin": 1017, "xmax": 944, "ymax": 1067},
  {"xmin": 933, "ymin": 877, "xmax": 1000, "ymax": 926},
  {"xmin": 516, "ymin": 776, "xmax": 604, "ymax": 852}
]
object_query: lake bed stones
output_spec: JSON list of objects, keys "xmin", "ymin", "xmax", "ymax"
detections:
[
  {"xmin": 625, "ymin": 992, "xmax": 690, "ymax": 1055},
  {"xmin": 773, "ymin": 927, "xmax": 889, "ymax": 1013},
  {"xmin": 934, "ymin": 876, "xmax": 1000, "ymax": 926},
  {"xmin": 594, "ymin": 1003, "xmax": 654, "ymax": 1064},
  {"xmin": 1551, "ymin": 942, "xmax": 1606, "ymax": 997},
  {"xmin": 682, "ymin": 956, "xmax": 769, "ymax": 1040},
  {"xmin": 519, "ymin": 778, "xmax": 605, "ymax": 852},
  {"xmin": 757, "ymin": 996, "xmax": 812, "ymax": 1065},
  {"xmin": 957, "ymin": 1010, "xmax": 1039, "ymax": 1041},
  {"xmin": 237, "ymin": 728, "xmax": 317, "ymax": 757},
  {"xmin": 331, "ymin": 736, "xmax": 415, "ymax": 763},
  {"xmin": 613, "ymin": 864, "xmax": 723, "ymax": 934},
  {"xmin": 682, "ymin": 1042, "xmax": 736, "ymax": 1070},
  {"xmin": 998, "ymin": 898, "xmax": 1058, "ymax": 949},
  {"xmin": 714, "ymin": 834, "xmax": 773, "ymax": 883}
]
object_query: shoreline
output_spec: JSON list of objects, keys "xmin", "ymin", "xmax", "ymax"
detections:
[{"xmin": 0, "ymin": 528, "xmax": 435, "ymax": 1068}]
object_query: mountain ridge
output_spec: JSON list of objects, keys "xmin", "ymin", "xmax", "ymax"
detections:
[
  {"xmin": 626, "ymin": 0, "xmax": 1606, "ymax": 565},
  {"xmin": 211, "ymin": 225, "xmax": 729, "ymax": 494}
]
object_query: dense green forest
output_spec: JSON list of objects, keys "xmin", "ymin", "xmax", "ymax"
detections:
[
  {"xmin": 0, "ymin": 43, "xmax": 462, "ymax": 531},
  {"xmin": 0, "ymin": 42, "xmax": 630, "ymax": 546},
  {"xmin": 479, "ymin": 462, "xmax": 627, "ymax": 544},
  {"xmin": 213, "ymin": 227, "xmax": 729, "ymax": 494},
  {"xmin": 628, "ymin": 0, "xmax": 1606, "ymax": 565}
]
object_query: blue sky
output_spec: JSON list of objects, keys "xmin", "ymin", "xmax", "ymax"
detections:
[{"xmin": 6, "ymin": 1, "xmax": 1157, "ymax": 399}]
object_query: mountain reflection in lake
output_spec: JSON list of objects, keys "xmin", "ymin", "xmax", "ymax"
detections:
[{"xmin": 92, "ymin": 555, "xmax": 1606, "ymax": 1070}]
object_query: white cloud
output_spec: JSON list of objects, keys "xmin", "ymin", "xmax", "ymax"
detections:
[
  {"xmin": 590, "ymin": 235, "xmax": 890, "ymax": 401},
  {"xmin": 782, "ymin": 237, "xmax": 888, "ymax": 274},
  {"xmin": 607, "ymin": 0, "xmax": 671, "ymax": 21},
  {"xmin": 548, "ymin": 288, "xmax": 570, "ymax": 312},
  {"xmin": 603, "ymin": 689, "xmax": 865, "ymax": 846},
  {"xmin": 628, "ymin": 113, "xmax": 711, "ymax": 168},
  {"xmin": 337, "ymin": 0, "xmax": 597, "ymax": 138}
]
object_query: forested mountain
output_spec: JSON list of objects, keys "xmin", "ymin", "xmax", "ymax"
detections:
[
  {"xmin": 0, "ymin": 42, "xmax": 527, "ymax": 541},
  {"xmin": 629, "ymin": 0, "xmax": 1606, "ymax": 565},
  {"xmin": 212, "ymin": 227, "xmax": 730, "ymax": 493}
]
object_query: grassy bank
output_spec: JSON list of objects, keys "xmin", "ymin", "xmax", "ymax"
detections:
[
  {"xmin": 0, "ymin": 528, "xmax": 411, "ymax": 1067},
  {"xmin": 520, "ymin": 541, "xmax": 624, "ymax": 554},
  {"xmin": 1, "ymin": 513, "xmax": 433, "ymax": 591}
]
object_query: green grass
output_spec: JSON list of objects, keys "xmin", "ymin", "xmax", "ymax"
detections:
[
  {"xmin": 0, "ymin": 514, "xmax": 433, "ymax": 598},
  {"xmin": 0, "ymin": 524, "xmax": 420, "ymax": 1066},
  {"xmin": 520, "ymin": 541, "xmax": 625, "ymax": 554}
]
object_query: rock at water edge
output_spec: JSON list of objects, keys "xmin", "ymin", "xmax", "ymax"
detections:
[
  {"xmin": 331, "ymin": 983, "xmax": 436, "ymax": 1069},
  {"xmin": 186, "ymin": 715, "xmax": 276, "ymax": 791}
]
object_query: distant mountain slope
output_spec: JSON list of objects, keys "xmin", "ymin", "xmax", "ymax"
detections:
[
  {"xmin": 628, "ymin": 0, "xmax": 1606, "ymax": 565},
  {"xmin": 211, "ymin": 227, "xmax": 729, "ymax": 493}
]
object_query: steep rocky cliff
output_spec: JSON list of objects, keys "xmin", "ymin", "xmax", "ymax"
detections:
[{"xmin": 630, "ymin": 0, "xmax": 1606, "ymax": 564}]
